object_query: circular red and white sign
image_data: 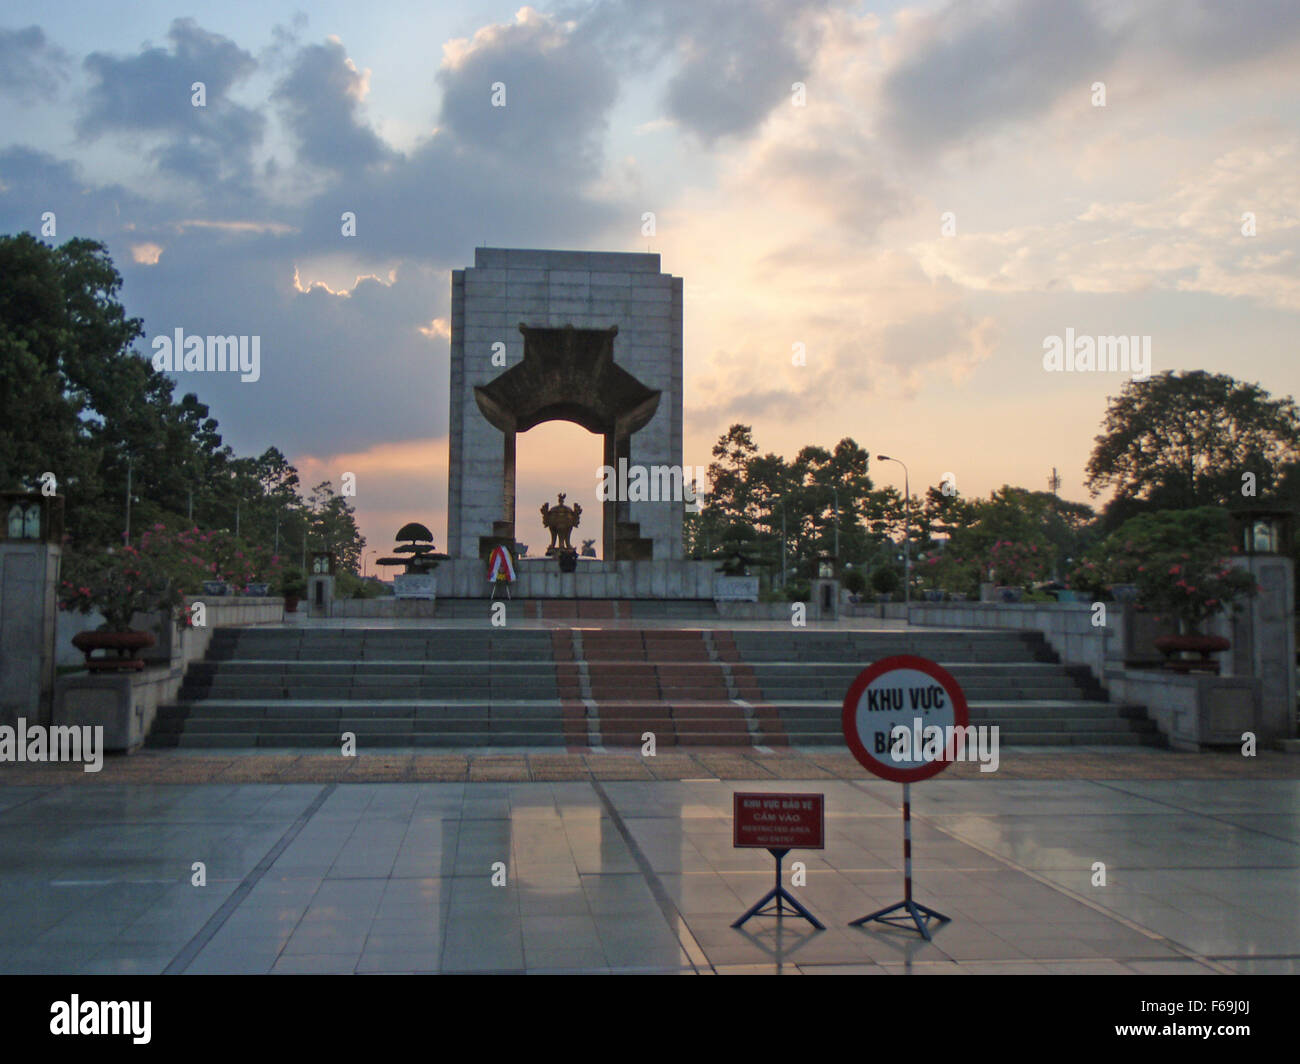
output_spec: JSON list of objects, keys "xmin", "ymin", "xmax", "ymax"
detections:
[{"xmin": 841, "ymin": 655, "xmax": 970, "ymax": 783}]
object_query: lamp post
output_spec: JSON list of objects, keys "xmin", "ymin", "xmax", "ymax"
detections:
[
  {"xmin": 124, "ymin": 454, "xmax": 133, "ymax": 545},
  {"xmin": 876, "ymin": 455, "xmax": 910, "ymax": 610},
  {"xmin": 833, "ymin": 488, "xmax": 840, "ymax": 562}
]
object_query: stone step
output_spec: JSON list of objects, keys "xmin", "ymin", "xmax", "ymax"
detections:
[
  {"xmin": 159, "ymin": 624, "xmax": 1158, "ymax": 750},
  {"xmin": 153, "ymin": 732, "xmax": 571, "ymax": 749}
]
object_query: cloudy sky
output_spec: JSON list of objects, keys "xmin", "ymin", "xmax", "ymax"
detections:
[{"xmin": 2, "ymin": 1, "xmax": 1298, "ymax": 557}]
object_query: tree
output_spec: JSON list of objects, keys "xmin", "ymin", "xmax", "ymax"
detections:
[
  {"xmin": 306, "ymin": 481, "xmax": 365, "ymax": 573},
  {"xmin": 1086, "ymin": 371, "xmax": 1300, "ymax": 523},
  {"xmin": 0, "ymin": 234, "xmax": 149, "ymax": 542},
  {"xmin": 693, "ymin": 426, "xmax": 881, "ymax": 579},
  {"xmin": 0, "ymin": 233, "xmax": 347, "ymax": 565}
]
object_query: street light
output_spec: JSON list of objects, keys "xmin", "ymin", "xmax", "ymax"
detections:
[{"xmin": 876, "ymin": 454, "xmax": 911, "ymax": 610}]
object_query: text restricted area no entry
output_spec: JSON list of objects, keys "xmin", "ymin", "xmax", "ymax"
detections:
[{"xmin": 733, "ymin": 793, "xmax": 825, "ymax": 850}]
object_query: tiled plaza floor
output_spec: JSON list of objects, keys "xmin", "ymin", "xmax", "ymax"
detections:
[{"xmin": 0, "ymin": 769, "xmax": 1296, "ymax": 974}]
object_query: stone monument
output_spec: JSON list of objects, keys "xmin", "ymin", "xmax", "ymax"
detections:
[{"xmin": 446, "ymin": 248, "xmax": 684, "ymax": 563}]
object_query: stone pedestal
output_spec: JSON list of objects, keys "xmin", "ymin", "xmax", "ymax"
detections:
[
  {"xmin": 53, "ymin": 672, "xmax": 150, "ymax": 753},
  {"xmin": 812, "ymin": 578, "xmax": 840, "ymax": 620},
  {"xmin": 0, "ymin": 539, "xmax": 60, "ymax": 728},
  {"xmin": 307, "ymin": 574, "xmax": 334, "ymax": 617},
  {"xmin": 1230, "ymin": 554, "xmax": 1296, "ymax": 743},
  {"xmin": 713, "ymin": 575, "xmax": 759, "ymax": 603},
  {"xmin": 393, "ymin": 573, "xmax": 437, "ymax": 600}
]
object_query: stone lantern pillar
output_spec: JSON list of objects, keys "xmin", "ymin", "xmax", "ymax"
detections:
[
  {"xmin": 308, "ymin": 551, "xmax": 336, "ymax": 618},
  {"xmin": 0, "ymin": 493, "xmax": 64, "ymax": 727},
  {"xmin": 1227, "ymin": 509, "xmax": 1296, "ymax": 745},
  {"xmin": 812, "ymin": 554, "xmax": 840, "ymax": 621}
]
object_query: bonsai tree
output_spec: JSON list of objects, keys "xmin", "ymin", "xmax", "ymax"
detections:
[
  {"xmin": 377, "ymin": 522, "xmax": 447, "ymax": 575},
  {"xmin": 842, "ymin": 567, "xmax": 868, "ymax": 597},
  {"xmin": 278, "ymin": 566, "xmax": 306, "ymax": 600},
  {"xmin": 1085, "ymin": 507, "xmax": 1258, "ymax": 633},
  {"xmin": 59, "ymin": 541, "xmax": 180, "ymax": 632},
  {"xmin": 871, "ymin": 566, "xmax": 900, "ymax": 598},
  {"xmin": 715, "ymin": 521, "xmax": 759, "ymax": 576}
]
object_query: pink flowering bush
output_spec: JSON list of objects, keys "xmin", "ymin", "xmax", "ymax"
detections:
[
  {"xmin": 986, "ymin": 539, "xmax": 1049, "ymax": 590},
  {"xmin": 60, "ymin": 523, "xmax": 288, "ymax": 629},
  {"xmin": 923, "ymin": 549, "xmax": 983, "ymax": 597},
  {"xmin": 1073, "ymin": 508, "xmax": 1257, "ymax": 631},
  {"xmin": 59, "ymin": 541, "xmax": 179, "ymax": 631}
]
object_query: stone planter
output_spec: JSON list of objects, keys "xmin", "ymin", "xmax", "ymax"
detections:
[
  {"xmin": 284, "ymin": 594, "xmax": 301, "ymax": 613},
  {"xmin": 70, "ymin": 629, "xmax": 157, "ymax": 672},
  {"xmin": 713, "ymin": 575, "xmax": 759, "ymax": 602},
  {"xmin": 244, "ymin": 583, "xmax": 270, "ymax": 597},
  {"xmin": 923, "ymin": 589, "xmax": 945, "ymax": 603},
  {"xmin": 393, "ymin": 573, "xmax": 437, "ymax": 600},
  {"xmin": 202, "ymin": 580, "xmax": 228, "ymax": 597},
  {"xmin": 996, "ymin": 586, "xmax": 1024, "ymax": 603},
  {"xmin": 1154, "ymin": 634, "xmax": 1231, "ymax": 674}
]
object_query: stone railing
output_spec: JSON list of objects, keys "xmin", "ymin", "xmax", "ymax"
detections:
[
  {"xmin": 907, "ymin": 601, "xmax": 1119, "ymax": 678},
  {"xmin": 906, "ymin": 600, "xmax": 1283, "ymax": 750}
]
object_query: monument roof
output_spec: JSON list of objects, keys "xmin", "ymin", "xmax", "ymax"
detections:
[{"xmin": 472, "ymin": 246, "xmax": 663, "ymax": 273}]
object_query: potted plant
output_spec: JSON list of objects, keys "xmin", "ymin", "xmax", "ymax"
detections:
[
  {"xmin": 1088, "ymin": 508, "xmax": 1259, "ymax": 670},
  {"xmin": 871, "ymin": 566, "xmax": 900, "ymax": 602},
  {"xmin": 842, "ymin": 568, "xmax": 868, "ymax": 604},
  {"xmin": 60, "ymin": 541, "xmax": 181, "ymax": 670},
  {"xmin": 279, "ymin": 567, "xmax": 306, "ymax": 613}
]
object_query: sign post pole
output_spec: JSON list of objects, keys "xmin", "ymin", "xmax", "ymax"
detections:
[
  {"xmin": 848, "ymin": 781, "xmax": 950, "ymax": 940},
  {"xmin": 841, "ymin": 654, "xmax": 967, "ymax": 941}
]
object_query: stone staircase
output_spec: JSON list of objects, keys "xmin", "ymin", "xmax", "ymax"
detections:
[{"xmin": 148, "ymin": 625, "xmax": 1163, "ymax": 749}]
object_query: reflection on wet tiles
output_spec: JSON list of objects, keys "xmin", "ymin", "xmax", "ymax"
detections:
[{"xmin": 0, "ymin": 778, "xmax": 1294, "ymax": 973}]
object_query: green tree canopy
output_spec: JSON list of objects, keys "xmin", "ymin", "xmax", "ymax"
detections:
[
  {"xmin": 0, "ymin": 233, "xmax": 366, "ymax": 572},
  {"xmin": 1086, "ymin": 370, "xmax": 1300, "ymax": 523}
]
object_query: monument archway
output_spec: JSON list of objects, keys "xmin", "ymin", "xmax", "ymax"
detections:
[
  {"xmin": 474, "ymin": 324, "xmax": 659, "ymax": 561},
  {"xmin": 515, "ymin": 420, "xmax": 605, "ymax": 559},
  {"xmin": 445, "ymin": 247, "xmax": 685, "ymax": 565}
]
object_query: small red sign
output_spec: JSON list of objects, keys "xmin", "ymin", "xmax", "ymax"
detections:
[{"xmin": 733, "ymin": 792, "xmax": 825, "ymax": 850}]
